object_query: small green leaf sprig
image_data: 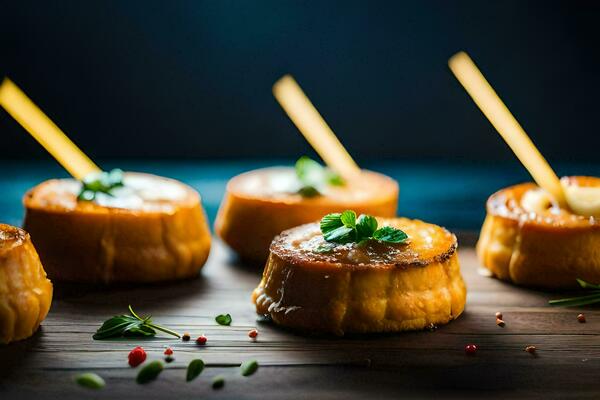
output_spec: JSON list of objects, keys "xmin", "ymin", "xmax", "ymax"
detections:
[
  {"xmin": 93, "ymin": 305, "xmax": 180, "ymax": 340},
  {"xmin": 320, "ymin": 210, "xmax": 408, "ymax": 245},
  {"xmin": 136, "ymin": 361, "xmax": 164, "ymax": 384},
  {"xmin": 295, "ymin": 156, "xmax": 344, "ymax": 197},
  {"xmin": 549, "ymin": 279, "xmax": 600, "ymax": 307},
  {"xmin": 240, "ymin": 360, "xmax": 259, "ymax": 376},
  {"xmin": 215, "ymin": 313, "xmax": 232, "ymax": 326},
  {"xmin": 75, "ymin": 372, "xmax": 106, "ymax": 389},
  {"xmin": 78, "ymin": 168, "xmax": 124, "ymax": 201},
  {"xmin": 186, "ymin": 359, "xmax": 205, "ymax": 382}
]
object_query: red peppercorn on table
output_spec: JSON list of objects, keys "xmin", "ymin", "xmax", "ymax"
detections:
[{"xmin": 1, "ymin": 238, "xmax": 599, "ymax": 399}]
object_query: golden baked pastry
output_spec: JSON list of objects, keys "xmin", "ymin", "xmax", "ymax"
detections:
[
  {"xmin": 23, "ymin": 172, "xmax": 211, "ymax": 283},
  {"xmin": 215, "ymin": 167, "xmax": 398, "ymax": 263},
  {"xmin": 477, "ymin": 176, "xmax": 600, "ymax": 288},
  {"xmin": 0, "ymin": 224, "xmax": 53, "ymax": 344},
  {"xmin": 252, "ymin": 217, "xmax": 466, "ymax": 335}
]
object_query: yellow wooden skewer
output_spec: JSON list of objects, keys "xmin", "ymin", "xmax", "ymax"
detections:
[
  {"xmin": 0, "ymin": 78, "xmax": 100, "ymax": 180},
  {"xmin": 448, "ymin": 51, "xmax": 566, "ymax": 206},
  {"xmin": 273, "ymin": 74, "xmax": 362, "ymax": 181}
]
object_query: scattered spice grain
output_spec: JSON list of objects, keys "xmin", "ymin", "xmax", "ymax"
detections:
[
  {"xmin": 525, "ymin": 345, "xmax": 537, "ymax": 354},
  {"xmin": 465, "ymin": 344, "xmax": 477, "ymax": 355},
  {"xmin": 196, "ymin": 335, "xmax": 207, "ymax": 345}
]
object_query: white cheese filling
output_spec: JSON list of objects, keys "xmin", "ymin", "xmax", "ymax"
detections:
[{"xmin": 521, "ymin": 181, "xmax": 600, "ymax": 217}]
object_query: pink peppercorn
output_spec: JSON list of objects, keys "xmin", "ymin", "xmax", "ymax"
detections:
[
  {"xmin": 196, "ymin": 335, "xmax": 207, "ymax": 345},
  {"xmin": 128, "ymin": 346, "xmax": 146, "ymax": 367},
  {"xmin": 465, "ymin": 344, "xmax": 478, "ymax": 355}
]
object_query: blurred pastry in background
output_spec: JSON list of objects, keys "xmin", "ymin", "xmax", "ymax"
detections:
[
  {"xmin": 24, "ymin": 169, "xmax": 211, "ymax": 283},
  {"xmin": 215, "ymin": 157, "xmax": 398, "ymax": 263},
  {"xmin": 0, "ymin": 223, "xmax": 52, "ymax": 344},
  {"xmin": 477, "ymin": 176, "xmax": 600, "ymax": 288}
]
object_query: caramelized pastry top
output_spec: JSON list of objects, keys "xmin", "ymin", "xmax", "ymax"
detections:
[{"xmin": 270, "ymin": 218, "xmax": 457, "ymax": 269}]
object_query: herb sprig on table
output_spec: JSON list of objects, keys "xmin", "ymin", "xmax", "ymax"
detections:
[
  {"xmin": 320, "ymin": 210, "xmax": 408, "ymax": 244},
  {"xmin": 78, "ymin": 168, "xmax": 124, "ymax": 201},
  {"xmin": 549, "ymin": 279, "xmax": 600, "ymax": 307},
  {"xmin": 93, "ymin": 305, "xmax": 180, "ymax": 340},
  {"xmin": 295, "ymin": 156, "xmax": 344, "ymax": 197}
]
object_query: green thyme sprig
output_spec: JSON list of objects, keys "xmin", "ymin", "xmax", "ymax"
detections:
[
  {"xmin": 295, "ymin": 156, "xmax": 344, "ymax": 197},
  {"xmin": 78, "ymin": 168, "xmax": 124, "ymax": 201},
  {"xmin": 549, "ymin": 279, "xmax": 600, "ymax": 307},
  {"xmin": 320, "ymin": 210, "xmax": 408, "ymax": 245},
  {"xmin": 93, "ymin": 305, "xmax": 180, "ymax": 340}
]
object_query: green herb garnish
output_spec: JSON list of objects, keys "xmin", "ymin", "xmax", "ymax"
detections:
[
  {"xmin": 186, "ymin": 359, "xmax": 205, "ymax": 382},
  {"xmin": 78, "ymin": 168, "xmax": 124, "ymax": 201},
  {"xmin": 320, "ymin": 210, "xmax": 408, "ymax": 245},
  {"xmin": 93, "ymin": 305, "xmax": 180, "ymax": 340},
  {"xmin": 136, "ymin": 361, "xmax": 163, "ymax": 384},
  {"xmin": 240, "ymin": 359, "xmax": 259, "ymax": 376},
  {"xmin": 295, "ymin": 156, "xmax": 344, "ymax": 197},
  {"xmin": 215, "ymin": 313, "xmax": 232, "ymax": 326},
  {"xmin": 212, "ymin": 375, "xmax": 225, "ymax": 389},
  {"xmin": 549, "ymin": 279, "xmax": 600, "ymax": 307},
  {"xmin": 75, "ymin": 372, "xmax": 105, "ymax": 389}
]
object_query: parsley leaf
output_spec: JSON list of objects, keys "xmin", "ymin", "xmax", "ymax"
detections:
[
  {"xmin": 340, "ymin": 210, "xmax": 356, "ymax": 227},
  {"xmin": 356, "ymin": 214, "xmax": 378, "ymax": 238},
  {"xmin": 372, "ymin": 226, "xmax": 409, "ymax": 243},
  {"xmin": 320, "ymin": 213, "xmax": 344, "ymax": 232},
  {"xmin": 320, "ymin": 210, "xmax": 357, "ymax": 243},
  {"xmin": 295, "ymin": 156, "xmax": 344, "ymax": 197},
  {"xmin": 78, "ymin": 169, "xmax": 124, "ymax": 201},
  {"xmin": 319, "ymin": 211, "xmax": 409, "ymax": 245}
]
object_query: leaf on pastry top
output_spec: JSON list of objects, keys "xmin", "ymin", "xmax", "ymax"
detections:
[
  {"xmin": 372, "ymin": 226, "xmax": 409, "ymax": 244},
  {"xmin": 319, "ymin": 211, "xmax": 408, "ymax": 245},
  {"xmin": 295, "ymin": 156, "xmax": 344, "ymax": 197},
  {"xmin": 78, "ymin": 168, "xmax": 125, "ymax": 201}
]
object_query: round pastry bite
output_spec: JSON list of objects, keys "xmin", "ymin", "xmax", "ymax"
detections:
[
  {"xmin": 477, "ymin": 176, "xmax": 600, "ymax": 288},
  {"xmin": 215, "ymin": 159, "xmax": 399, "ymax": 263},
  {"xmin": 23, "ymin": 170, "xmax": 211, "ymax": 283},
  {"xmin": 0, "ymin": 224, "xmax": 53, "ymax": 344},
  {"xmin": 252, "ymin": 213, "xmax": 466, "ymax": 335}
]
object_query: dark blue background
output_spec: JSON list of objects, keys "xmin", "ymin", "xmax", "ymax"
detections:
[{"xmin": 1, "ymin": 1, "xmax": 599, "ymax": 162}]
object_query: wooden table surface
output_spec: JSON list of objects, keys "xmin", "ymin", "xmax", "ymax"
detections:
[
  {"xmin": 1, "ymin": 238, "xmax": 599, "ymax": 399},
  {"xmin": 2, "ymin": 161, "xmax": 600, "ymax": 398}
]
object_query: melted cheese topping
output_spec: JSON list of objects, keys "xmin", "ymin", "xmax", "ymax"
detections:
[
  {"xmin": 519, "ymin": 178, "xmax": 600, "ymax": 218},
  {"xmin": 231, "ymin": 167, "xmax": 397, "ymax": 203},
  {"xmin": 27, "ymin": 172, "xmax": 193, "ymax": 212},
  {"xmin": 520, "ymin": 188, "xmax": 557, "ymax": 214},
  {"xmin": 563, "ymin": 182, "xmax": 600, "ymax": 218}
]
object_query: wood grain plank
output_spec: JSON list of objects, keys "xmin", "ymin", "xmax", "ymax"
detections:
[{"xmin": 1, "ymin": 241, "xmax": 599, "ymax": 399}]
